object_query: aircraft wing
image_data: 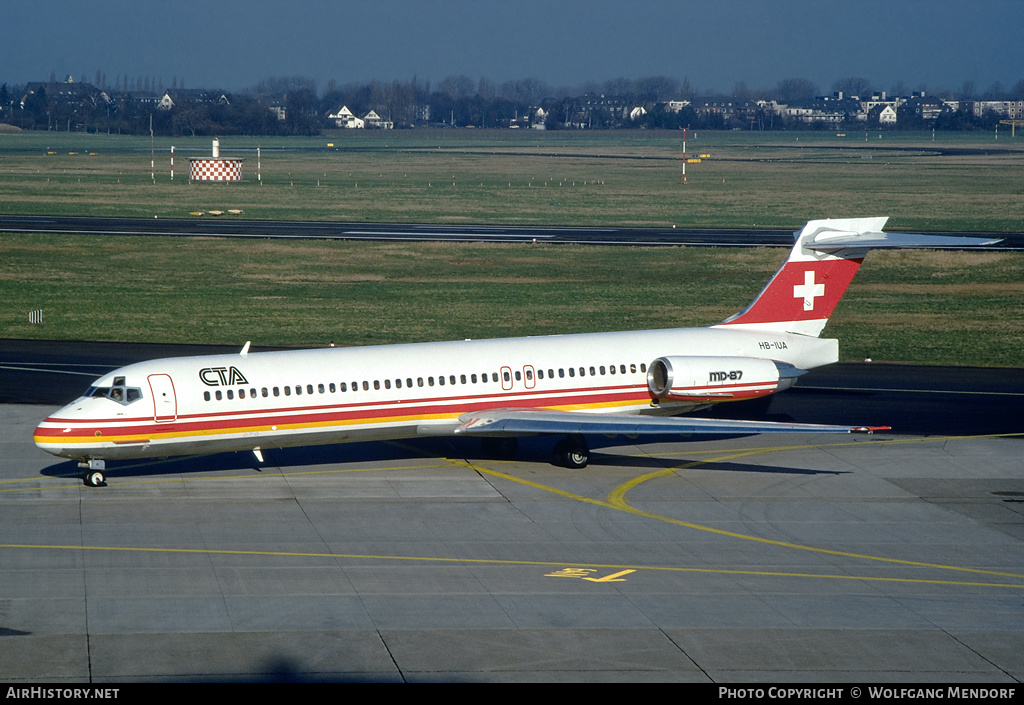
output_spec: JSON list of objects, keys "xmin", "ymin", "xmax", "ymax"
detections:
[{"xmin": 454, "ymin": 408, "xmax": 885, "ymax": 437}]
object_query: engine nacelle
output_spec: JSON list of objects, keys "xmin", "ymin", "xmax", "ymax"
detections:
[{"xmin": 647, "ymin": 356, "xmax": 805, "ymax": 402}]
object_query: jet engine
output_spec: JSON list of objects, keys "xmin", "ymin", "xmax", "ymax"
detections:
[{"xmin": 647, "ymin": 356, "xmax": 805, "ymax": 402}]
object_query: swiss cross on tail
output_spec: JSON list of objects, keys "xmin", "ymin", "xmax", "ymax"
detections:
[{"xmin": 794, "ymin": 270, "xmax": 825, "ymax": 311}]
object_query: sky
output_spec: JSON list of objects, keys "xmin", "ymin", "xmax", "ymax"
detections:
[{"xmin": 6, "ymin": 0, "xmax": 1023, "ymax": 96}]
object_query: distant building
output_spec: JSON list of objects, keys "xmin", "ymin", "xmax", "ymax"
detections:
[
  {"xmin": 363, "ymin": 110, "xmax": 393, "ymax": 129},
  {"xmin": 869, "ymin": 104, "xmax": 898, "ymax": 124},
  {"xmin": 157, "ymin": 90, "xmax": 230, "ymax": 111},
  {"xmin": 662, "ymin": 100, "xmax": 691, "ymax": 113},
  {"xmin": 328, "ymin": 106, "xmax": 364, "ymax": 128},
  {"xmin": 967, "ymin": 100, "xmax": 1024, "ymax": 119}
]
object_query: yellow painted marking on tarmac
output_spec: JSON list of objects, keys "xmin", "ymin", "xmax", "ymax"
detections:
[
  {"xmin": 602, "ymin": 434, "xmax": 1024, "ymax": 583},
  {"xmin": 447, "ymin": 434, "xmax": 1024, "ymax": 586},
  {"xmin": 546, "ymin": 568, "xmax": 598, "ymax": 578},
  {"xmin": 583, "ymin": 569, "xmax": 635, "ymax": 583},
  {"xmin": 0, "ymin": 542, "xmax": 1022, "ymax": 589},
  {"xmin": 11, "ymin": 433, "xmax": 1023, "ymax": 589}
]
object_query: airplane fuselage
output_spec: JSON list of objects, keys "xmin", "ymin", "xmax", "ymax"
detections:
[{"xmin": 34, "ymin": 326, "xmax": 837, "ymax": 462}]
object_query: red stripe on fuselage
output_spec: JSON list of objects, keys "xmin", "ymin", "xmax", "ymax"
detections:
[{"xmin": 36, "ymin": 384, "xmax": 653, "ymax": 440}]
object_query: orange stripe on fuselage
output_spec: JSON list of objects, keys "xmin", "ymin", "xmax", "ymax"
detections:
[{"xmin": 35, "ymin": 384, "xmax": 655, "ymax": 447}]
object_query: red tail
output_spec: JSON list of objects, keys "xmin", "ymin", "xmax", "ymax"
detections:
[{"xmin": 716, "ymin": 217, "xmax": 884, "ymax": 337}]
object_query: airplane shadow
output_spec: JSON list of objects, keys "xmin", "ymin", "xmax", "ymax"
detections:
[{"xmin": 40, "ymin": 432, "xmax": 843, "ymax": 483}]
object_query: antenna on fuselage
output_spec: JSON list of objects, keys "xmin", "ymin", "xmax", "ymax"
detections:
[{"xmin": 240, "ymin": 341, "xmax": 251, "ymax": 356}]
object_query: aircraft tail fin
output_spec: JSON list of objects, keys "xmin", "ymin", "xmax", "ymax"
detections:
[{"xmin": 715, "ymin": 217, "xmax": 1000, "ymax": 337}]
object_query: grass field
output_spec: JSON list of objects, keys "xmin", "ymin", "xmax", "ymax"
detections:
[
  {"xmin": 1, "ymin": 233, "xmax": 1021, "ymax": 367},
  {"xmin": 1, "ymin": 129, "xmax": 1023, "ymax": 231},
  {"xmin": 1, "ymin": 129, "xmax": 1021, "ymax": 366}
]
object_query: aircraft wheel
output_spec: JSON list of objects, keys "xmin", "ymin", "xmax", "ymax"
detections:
[
  {"xmin": 554, "ymin": 436, "xmax": 589, "ymax": 469},
  {"xmin": 83, "ymin": 470, "xmax": 106, "ymax": 487}
]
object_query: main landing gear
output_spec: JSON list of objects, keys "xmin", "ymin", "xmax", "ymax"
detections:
[
  {"xmin": 552, "ymin": 435, "xmax": 589, "ymax": 469},
  {"xmin": 79, "ymin": 459, "xmax": 106, "ymax": 487},
  {"xmin": 480, "ymin": 435, "xmax": 590, "ymax": 469}
]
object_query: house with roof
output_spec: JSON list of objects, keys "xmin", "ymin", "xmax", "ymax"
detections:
[
  {"xmin": 328, "ymin": 106, "xmax": 364, "ymax": 128},
  {"xmin": 157, "ymin": 89, "xmax": 231, "ymax": 111},
  {"xmin": 363, "ymin": 110, "xmax": 393, "ymax": 129}
]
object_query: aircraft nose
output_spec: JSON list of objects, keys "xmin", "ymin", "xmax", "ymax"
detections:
[{"xmin": 34, "ymin": 407, "xmax": 77, "ymax": 457}]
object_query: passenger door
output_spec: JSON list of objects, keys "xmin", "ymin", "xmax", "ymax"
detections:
[{"xmin": 148, "ymin": 374, "xmax": 177, "ymax": 423}]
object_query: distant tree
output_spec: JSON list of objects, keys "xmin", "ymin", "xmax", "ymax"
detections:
[
  {"xmin": 982, "ymin": 81, "xmax": 1006, "ymax": 100},
  {"xmin": 680, "ymin": 76, "xmax": 694, "ymax": 100},
  {"xmin": 832, "ymin": 77, "xmax": 872, "ymax": 97},
  {"xmin": 775, "ymin": 78, "xmax": 817, "ymax": 103}
]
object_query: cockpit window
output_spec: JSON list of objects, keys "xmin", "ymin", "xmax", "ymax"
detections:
[{"xmin": 87, "ymin": 384, "xmax": 143, "ymax": 405}]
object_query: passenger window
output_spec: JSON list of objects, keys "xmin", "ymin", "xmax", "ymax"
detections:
[
  {"xmin": 559, "ymin": 369, "xmax": 565, "ymax": 378},
  {"xmin": 328, "ymin": 383, "xmax": 334, "ymax": 393},
  {"xmin": 471, "ymin": 374, "xmax": 478, "ymax": 383},
  {"xmin": 285, "ymin": 387, "xmax": 291, "ymax": 396},
  {"xmin": 417, "ymin": 377, "xmax": 424, "ymax": 387},
  {"xmin": 568, "ymin": 368, "xmax": 575, "ymax": 377},
  {"xmin": 630, "ymin": 364, "xmax": 636, "ymax": 373},
  {"xmin": 396, "ymin": 379, "xmax": 402, "ymax": 389},
  {"xmin": 262, "ymin": 387, "xmax": 269, "ymax": 397},
  {"xmin": 503, "ymin": 370, "xmax": 510, "ymax": 382},
  {"xmin": 460, "ymin": 375, "xmax": 467, "ymax": 384},
  {"xmin": 363, "ymin": 381, "xmax": 369, "ymax": 391},
  {"xmin": 620, "ymin": 365, "xmax": 626, "ymax": 374},
  {"xmin": 340, "ymin": 382, "xmax": 347, "ymax": 392},
  {"xmin": 318, "ymin": 384, "xmax": 324, "ymax": 394},
  {"xmin": 438, "ymin": 376, "xmax": 445, "ymax": 386},
  {"xmin": 204, "ymin": 391, "xmax": 211, "ymax": 401},
  {"xmin": 216, "ymin": 390, "xmax": 223, "ymax": 400},
  {"xmin": 239, "ymin": 389, "xmax": 246, "ymax": 399},
  {"xmin": 273, "ymin": 387, "xmax": 280, "ymax": 397},
  {"xmin": 295, "ymin": 385, "xmax": 301, "ymax": 395},
  {"xmin": 374, "ymin": 381, "xmax": 380, "ymax": 390},
  {"xmin": 428, "ymin": 377, "xmax": 434, "ymax": 386},
  {"xmin": 640, "ymin": 363, "xmax": 647, "ymax": 373},
  {"xmin": 227, "ymin": 390, "xmax": 234, "ymax": 400},
  {"xmin": 537, "ymin": 369, "xmax": 544, "ymax": 379},
  {"xmin": 599, "ymin": 366, "xmax": 605, "ymax": 375}
]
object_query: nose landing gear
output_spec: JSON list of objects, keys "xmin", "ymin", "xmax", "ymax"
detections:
[{"xmin": 79, "ymin": 459, "xmax": 107, "ymax": 487}]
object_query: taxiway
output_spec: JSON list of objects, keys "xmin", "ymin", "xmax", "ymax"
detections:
[{"xmin": 1, "ymin": 342, "xmax": 1022, "ymax": 681}]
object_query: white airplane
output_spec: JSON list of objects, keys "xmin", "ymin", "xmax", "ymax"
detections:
[{"xmin": 34, "ymin": 217, "xmax": 997, "ymax": 486}]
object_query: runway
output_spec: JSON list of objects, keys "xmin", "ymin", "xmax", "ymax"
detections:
[
  {"xmin": 3, "ymin": 214, "xmax": 1021, "ymax": 249},
  {"xmin": 2, "ymin": 341, "xmax": 1023, "ymax": 682}
]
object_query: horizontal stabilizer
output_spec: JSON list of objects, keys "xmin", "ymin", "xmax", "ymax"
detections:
[
  {"xmin": 455, "ymin": 408, "xmax": 882, "ymax": 437},
  {"xmin": 807, "ymin": 230, "xmax": 1002, "ymax": 251}
]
